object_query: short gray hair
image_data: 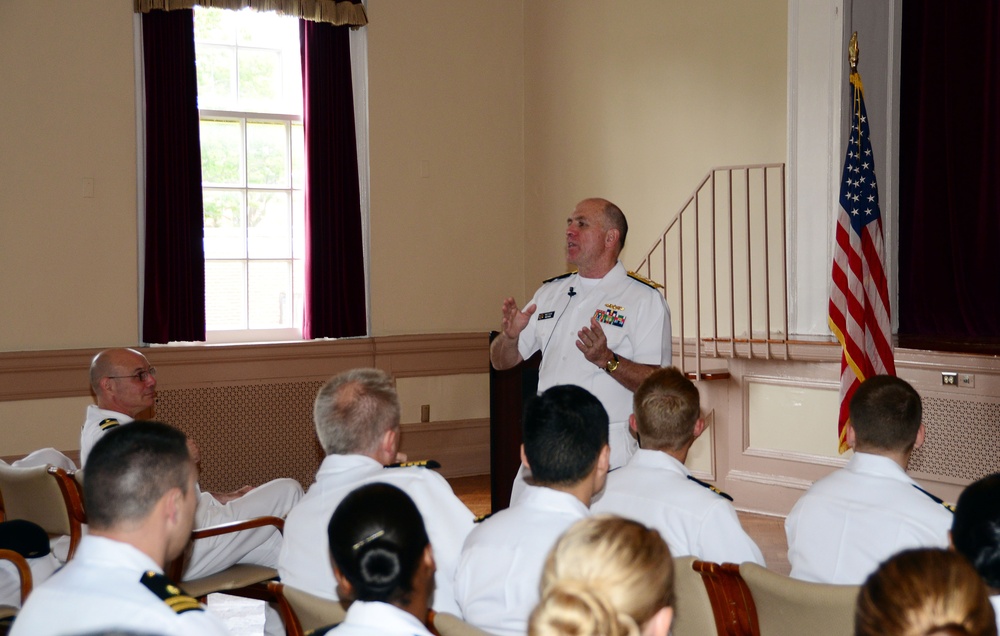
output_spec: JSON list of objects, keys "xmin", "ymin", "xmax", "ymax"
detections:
[{"xmin": 314, "ymin": 368, "xmax": 400, "ymax": 456}]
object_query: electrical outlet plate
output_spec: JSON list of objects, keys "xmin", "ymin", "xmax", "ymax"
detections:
[{"xmin": 942, "ymin": 372, "xmax": 958, "ymax": 386}]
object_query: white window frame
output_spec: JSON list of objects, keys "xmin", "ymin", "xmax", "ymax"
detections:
[{"xmin": 134, "ymin": 9, "xmax": 371, "ymax": 346}]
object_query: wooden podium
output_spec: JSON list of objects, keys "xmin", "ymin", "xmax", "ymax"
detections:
[{"xmin": 488, "ymin": 331, "xmax": 540, "ymax": 512}]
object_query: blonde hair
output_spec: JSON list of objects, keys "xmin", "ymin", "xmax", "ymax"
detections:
[
  {"xmin": 632, "ymin": 367, "xmax": 701, "ymax": 451},
  {"xmin": 529, "ymin": 515, "xmax": 674, "ymax": 636},
  {"xmin": 855, "ymin": 548, "xmax": 997, "ymax": 636}
]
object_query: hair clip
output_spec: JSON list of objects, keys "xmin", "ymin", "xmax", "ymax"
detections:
[{"xmin": 352, "ymin": 529, "xmax": 385, "ymax": 551}]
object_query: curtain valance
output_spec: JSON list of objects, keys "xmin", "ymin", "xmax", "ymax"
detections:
[{"xmin": 134, "ymin": 0, "xmax": 367, "ymax": 27}]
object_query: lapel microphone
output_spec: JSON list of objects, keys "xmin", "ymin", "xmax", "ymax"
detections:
[{"xmin": 568, "ymin": 287, "xmax": 576, "ymax": 298}]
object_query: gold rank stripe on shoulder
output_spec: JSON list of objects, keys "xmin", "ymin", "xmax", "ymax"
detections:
[
  {"xmin": 474, "ymin": 512, "xmax": 495, "ymax": 523},
  {"xmin": 913, "ymin": 484, "xmax": 956, "ymax": 513},
  {"xmin": 165, "ymin": 595, "xmax": 203, "ymax": 613},
  {"xmin": 687, "ymin": 475, "xmax": 734, "ymax": 501},
  {"xmin": 627, "ymin": 271, "xmax": 664, "ymax": 290},
  {"xmin": 542, "ymin": 270, "xmax": 577, "ymax": 284},
  {"xmin": 98, "ymin": 418, "xmax": 121, "ymax": 431},
  {"xmin": 385, "ymin": 459, "xmax": 442, "ymax": 470},
  {"xmin": 140, "ymin": 571, "xmax": 204, "ymax": 614}
]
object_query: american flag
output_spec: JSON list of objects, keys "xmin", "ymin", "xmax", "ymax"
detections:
[{"xmin": 829, "ymin": 70, "xmax": 896, "ymax": 453}]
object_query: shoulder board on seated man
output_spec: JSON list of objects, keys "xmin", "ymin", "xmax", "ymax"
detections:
[
  {"xmin": 140, "ymin": 571, "xmax": 203, "ymax": 614},
  {"xmin": 385, "ymin": 459, "xmax": 442, "ymax": 470},
  {"xmin": 912, "ymin": 484, "xmax": 956, "ymax": 512},
  {"xmin": 542, "ymin": 271, "xmax": 577, "ymax": 284},
  {"xmin": 474, "ymin": 512, "xmax": 495, "ymax": 523},
  {"xmin": 687, "ymin": 475, "xmax": 734, "ymax": 501},
  {"xmin": 99, "ymin": 418, "xmax": 121, "ymax": 431},
  {"xmin": 306, "ymin": 626, "xmax": 337, "ymax": 636},
  {"xmin": 627, "ymin": 271, "xmax": 664, "ymax": 290}
]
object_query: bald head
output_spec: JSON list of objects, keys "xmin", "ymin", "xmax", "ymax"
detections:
[{"xmin": 89, "ymin": 348, "xmax": 157, "ymax": 417}]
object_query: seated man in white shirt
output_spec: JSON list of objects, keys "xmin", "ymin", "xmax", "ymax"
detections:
[
  {"xmin": 591, "ymin": 366, "xmax": 764, "ymax": 565},
  {"xmin": 454, "ymin": 384, "xmax": 611, "ymax": 636},
  {"xmin": 11, "ymin": 420, "xmax": 229, "ymax": 636},
  {"xmin": 83, "ymin": 347, "xmax": 302, "ymax": 635},
  {"xmin": 278, "ymin": 368, "xmax": 475, "ymax": 615},
  {"xmin": 785, "ymin": 375, "xmax": 953, "ymax": 584},
  {"xmin": 950, "ymin": 472, "xmax": 1000, "ymax": 634}
]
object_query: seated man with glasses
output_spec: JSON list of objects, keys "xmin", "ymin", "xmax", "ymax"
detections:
[{"xmin": 82, "ymin": 347, "xmax": 302, "ymax": 636}]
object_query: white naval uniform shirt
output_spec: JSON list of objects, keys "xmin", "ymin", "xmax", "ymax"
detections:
[
  {"xmin": 591, "ymin": 449, "xmax": 765, "ymax": 565},
  {"xmin": 327, "ymin": 600, "xmax": 435, "ymax": 636},
  {"xmin": 517, "ymin": 261, "xmax": 672, "ymax": 469},
  {"xmin": 10, "ymin": 535, "xmax": 230, "ymax": 636},
  {"xmin": 785, "ymin": 452, "xmax": 953, "ymax": 584},
  {"xmin": 81, "ymin": 404, "xmax": 132, "ymax": 467},
  {"xmin": 81, "ymin": 404, "xmax": 303, "ymax": 582},
  {"xmin": 278, "ymin": 454, "xmax": 474, "ymax": 615},
  {"xmin": 991, "ymin": 595, "xmax": 1000, "ymax": 635},
  {"xmin": 454, "ymin": 485, "xmax": 590, "ymax": 636}
]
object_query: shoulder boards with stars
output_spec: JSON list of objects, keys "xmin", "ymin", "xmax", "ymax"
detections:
[
  {"xmin": 98, "ymin": 418, "xmax": 121, "ymax": 431},
  {"xmin": 140, "ymin": 571, "xmax": 203, "ymax": 614},
  {"xmin": 385, "ymin": 459, "xmax": 442, "ymax": 470},
  {"xmin": 474, "ymin": 512, "xmax": 494, "ymax": 523},
  {"xmin": 306, "ymin": 626, "xmax": 337, "ymax": 636},
  {"xmin": 687, "ymin": 475, "xmax": 734, "ymax": 501},
  {"xmin": 627, "ymin": 271, "xmax": 663, "ymax": 290},
  {"xmin": 542, "ymin": 271, "xmax": 577, "ymax": 284},
  {"xmin": 912, "ymin": 484, "xmax": 956, "ymax": 512}
]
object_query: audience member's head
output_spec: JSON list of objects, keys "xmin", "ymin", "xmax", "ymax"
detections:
[
  {"xmin": 83, "ymin": 421, "xmax": 198, "ymax": 565},
  {"xmin": 314, "ymin": 368, "xmax": 401, "ymax": 461},
  {"xmin": 952, "ymin": 473, "xmax": 1000, "ymax": 591},
  {"xmin": 848, "ymin": 375, "xmax": 923, "ymax": 454},
  {"xmin": 529, "ymin": 515, "xmax": 674, "ymax": 636},
  {"xmin": 855, "ymin": 548, "xmax": 997, "ymax": 636},
  {"xmin": 327, "ymin": 483, "xmax": 434, "ymax": 614},
  {"xmin": 632, "ymin": 367, "xmax": 702, "ymax": 452},
  {"xmin": 522, "ymin": 385, "xmax": 609, "ymax": 488},
  {"xmin": 88, "ymin": 348, "xmax": 157, "ymax": 417}
]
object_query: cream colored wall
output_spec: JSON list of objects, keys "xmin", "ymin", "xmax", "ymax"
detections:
[
  {"xmin": 395, "ymin": 374, "xmax": 489, "ymax": 424},
  {"xmin": 366, "ymin": 1, "xmax": 527, "ymax": 334},
  {"xmin": 0, "ymin": 397, "xmax": 93, "ymax": 456},
  {"xmin": 0, "ymin": 0, "xmax": 139, "ymax": 352},
  {"xmin": 522, "ymin": 0, "xmax": 788, "ymax": 284},
  {"xmin": 1, "ymin": 0, "xmax": 525, "ymax": 351}
]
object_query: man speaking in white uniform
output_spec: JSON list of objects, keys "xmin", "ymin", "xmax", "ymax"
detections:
[{"xmin": 491, "ymin": 197, "xmax": 672, "ymax": 477}]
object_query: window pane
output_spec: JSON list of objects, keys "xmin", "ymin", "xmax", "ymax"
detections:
[
  {"xmin": 292, "ymin": 190, "xmax": 305, "ymax": 259},
  {"xmin": 238, "ymin": 48, "xmax": 283, "ymax": 110},
  {"xmin": 247, "ymin": 191, "xmax": 291, "ymax": 259},
  {"xmin": 203, "ymin": 190, "xmax": 246, "ymax": 259},
  {"xmin": 237, "ymin": 9, "xmax": 294, "ymax": 47},
  {"xmin": 246, "ymin": 121, "xmax": 288, "ymax": 187},
  {"xmin": 195, "ymin": 44, "xmax": 236, "ymax": 109},
  {"xmin": 291, "ymin": 123, "xmax": 305, "ymax": 189},
  {"xmin": 194, "ymin": 7, "xmax": 236, "ymax": 44},
  {"xmin": 248, "ymin": 261, "xmax": 293, "ymax": 328},
  {"xmin": 206, "ymin": 260, "xmax": 247, "ymax": 329},
  {"xmin": 201, "ymin": 120, "xmax": 244, "ymax": 185}
]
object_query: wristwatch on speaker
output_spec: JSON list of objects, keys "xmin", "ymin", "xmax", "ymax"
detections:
[{"xmin": 605, "ymin": 352, "xmax": 620, "ymax": 374}]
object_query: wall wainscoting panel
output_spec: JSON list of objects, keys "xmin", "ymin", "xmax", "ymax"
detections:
[
  {"xmin": 155, "ymin": 381, "xmax": 326, "ymax": 492},
  {"xmin": 909, "ymin": 393, "xmax": 1000, "ymax": 486},
  {"xmin": 155, "ymin": 381, "xmax": 491, "ymax": 493}
]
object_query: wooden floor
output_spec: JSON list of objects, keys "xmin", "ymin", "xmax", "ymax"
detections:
[{"xmin": 448, "ymin": 474, "xmax": 790, "ymax": 575}]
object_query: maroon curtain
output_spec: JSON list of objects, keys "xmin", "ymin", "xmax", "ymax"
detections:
[
  {"xmin": 899, "ymin": 2, "xmax": 1000, "ymax": 343},
  {"xmin": 141, "ymin": 9, "xmax": 206, "ymax": 344},
  {"xmin": 300, "ymin": 19, "xmax": 367, "ymax": 339}
]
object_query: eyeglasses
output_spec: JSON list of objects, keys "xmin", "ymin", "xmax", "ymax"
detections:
[{"xmin": 106, "ymin": 367, "xmax": 157, "ymax": 383}]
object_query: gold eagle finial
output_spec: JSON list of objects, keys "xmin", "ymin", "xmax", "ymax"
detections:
[{"xmin": 848, "ymin": 32, "xmax": 858, "ymax": 72}]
